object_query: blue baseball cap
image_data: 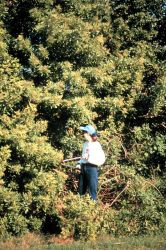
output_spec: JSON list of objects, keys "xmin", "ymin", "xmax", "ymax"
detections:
[{"xmin": 80, "ymin": 125, "xmax": 97, "ymax": 136}]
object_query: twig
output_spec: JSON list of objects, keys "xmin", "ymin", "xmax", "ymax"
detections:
[
  {"xmin": 145, "ymin": 180, "xmax": 164, "ymax": 197},
  {"xmin": 109, "ymin": 181, "xmax": 130, "ymax": 207}
]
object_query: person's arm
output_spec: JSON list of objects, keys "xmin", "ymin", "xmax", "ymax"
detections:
[{"xmin": 78, "ymin": 142, "xmax": 89, "ymax": 164}]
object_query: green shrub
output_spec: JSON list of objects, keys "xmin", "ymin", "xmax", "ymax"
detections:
[
  {"xmin": 0, "ymin": 188, "xmax": 28, "ymax": 237},
  {"xmin": 59, "ymin": 193, "xmax": 114, "ymax": 240},
  {"xmin": 98, "ymin": 165, "xmax": 166, "ymax": 236}
]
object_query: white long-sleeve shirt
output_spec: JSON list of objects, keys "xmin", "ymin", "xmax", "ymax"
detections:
[{"xmin": 79, "ymin": 141, "xmax": 105, "ymax": 166}]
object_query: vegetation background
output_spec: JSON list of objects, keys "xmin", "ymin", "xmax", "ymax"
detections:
[{"xmin": 0, "ymin": 0, "xmax": 165, "ymax": 242}]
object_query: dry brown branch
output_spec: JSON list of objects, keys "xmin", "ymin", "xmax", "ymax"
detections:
[
  {"xmin": 145, "ymin": 180, "xmax": 164, "ymax": 197},
  {"xmin": 109, "ymin": 181, "xmax": 130, "ymax": 207}
]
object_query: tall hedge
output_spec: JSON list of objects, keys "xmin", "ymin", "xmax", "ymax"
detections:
[{"xmin": 0, "ymin": 0, "xmax": 165, "ymax": 240}]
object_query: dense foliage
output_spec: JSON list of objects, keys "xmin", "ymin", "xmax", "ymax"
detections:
[{"xmin": 0, "ymin": 0, "xmax": 165, "ymax": 240}]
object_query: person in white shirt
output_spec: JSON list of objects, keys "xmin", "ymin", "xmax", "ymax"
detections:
[{"xmin": 77, "ymin": 125, "xmax": 105, "ymax": 200}]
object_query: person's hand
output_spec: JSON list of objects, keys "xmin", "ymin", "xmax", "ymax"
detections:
[
  {"xmin": 75, "ymin": 164, "xmax": 81, "ymax": 170},
  {"xmin": 82, "ymin": 153, "xmax": 89, "ymax": 160}
]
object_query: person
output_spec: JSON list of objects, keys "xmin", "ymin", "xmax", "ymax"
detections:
[{"xmin": 77, "ymin": 125, "xmax": 105, "ymax": 200}]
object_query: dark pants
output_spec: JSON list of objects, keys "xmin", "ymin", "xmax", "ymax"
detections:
[{"xmin": 78, "ymin": 164, "xmax": 98, "ymax": 200}]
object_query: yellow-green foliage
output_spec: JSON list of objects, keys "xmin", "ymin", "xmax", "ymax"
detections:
[
  {"xmin": 0, "ymin": 0, "xmax": 165, "ymax": 240},
  {"xmin": 58, "ymin": 192, "xmax": 115, "ymax": 240}
]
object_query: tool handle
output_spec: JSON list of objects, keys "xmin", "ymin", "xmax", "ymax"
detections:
[{"xmin": 62, "ymin": 157, "xmax": 81, "ymax": 163}]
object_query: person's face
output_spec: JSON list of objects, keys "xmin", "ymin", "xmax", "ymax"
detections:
[{"xmin": 82, "ymin": 131, "xmax": 92, "ymax": 141}]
